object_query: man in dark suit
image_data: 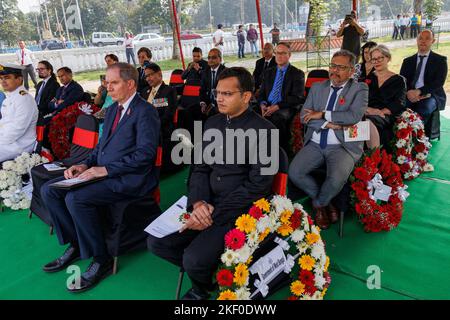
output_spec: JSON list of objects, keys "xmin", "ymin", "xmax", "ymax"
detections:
[
  {"xmin": 148, "ymin": 67, "xmax": 277, "ymax": 300},
  {"xmin": 198, "ymin": 48, "xmax": 227, "ymax": 119},
  {"xmin": 258, "ymin": 42, "xmax": 305, "ymax": 153},
  {"xmin": 182, "ymin": 47, "xmax": 208, "ymax": 82},
  {"xmin": 143, "ymin": 62, "xmax": 178, "ymax": 171},
  {"xmin": 136, "ymin": 47, "xmax": 152, "ymax": 95},
  {"xmin": 40, "ymin": 63, "xmax": 161, "ymax": 293},
  {"xmin": 253, "ymin": 42, "xmax": 276, "ymax": 94},
  {"xmin": 35, "ymin": 60, "xmax": 60, "ymax": 120},
  {"xmin": 400, "ymin": 29, "xmax": 448, "ymax": 131},
  {"xmin": 46, "ymin": 67, "xmax": 84, "ymax": 123}
]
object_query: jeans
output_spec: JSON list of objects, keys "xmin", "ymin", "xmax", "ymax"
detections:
[
  {"xmin": 238, "ymin": 42, "xmax": 245, "ymax": 58},
  {"xmin": 22, "ymin": 64, "xmax": 37, "ymax": 90},
  {"xmin": 249, "ymin": 40, "xmax": 258, "ymax": 57},
  {"xmin": 126, "ymin": 47, "xmax": 136, "ymax": 65}
]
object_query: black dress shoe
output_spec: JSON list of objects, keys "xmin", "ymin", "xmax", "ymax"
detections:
[
  {"xmin": 43, "ymin": 246, "xmax": 81, "ymax": 273},
  {"xmin": 67, "ymin": 258, "xmax": 113, "ymax": 293},
  {"xmin": 181, "ymin": 287, "xmax": 210, "ymax": 300}
]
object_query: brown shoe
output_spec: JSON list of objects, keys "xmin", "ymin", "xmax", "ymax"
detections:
[
  {"xmin": 327, "ymin": 203, "xmax": 339, "ymax": 224},
  {"xmin": 313, "ymin": 206, "xmax": 330, "ymax": 229}
]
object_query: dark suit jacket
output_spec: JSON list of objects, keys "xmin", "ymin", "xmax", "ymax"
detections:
[
  {"xmin": 142, "ymin": 82, "xmax": 177, "ymax": 135},
  {"xmin": 35, "ymin": 76, "xmax": 60, "ymax": 117},
  {"xmin": 400, "ymin": 51, "xmax": 448, "ymax": 110},
  {"xmin": 200, "ymin": 64, "xmax": 227, "ymax": 106},
  {"xmin": 137, "ymin": 66, "xmax": 149, "ymax": 96},
  {"xmin": 83, "ymin": 94, "xmax": 161, "ymax": 197},
  {"xmin": 253, "ymin": 56, "xmax": 276, "ymax": 91},
  {"xmin": 182, "ymin": 59, "xmax": 208, "ymax": 81},
  {"xmin": 258, "ymin": 64, "xmax": 305, "ymax": 112},
  {"xmin": 50, "ymin": 80, "xmax": 84, "ymax": 113}
]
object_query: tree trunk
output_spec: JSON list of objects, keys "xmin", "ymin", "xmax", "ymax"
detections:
[
  {"xmin": 414, "ymin": 0, "xmax": 423, "ymax": 13},
  {"xmin": 171, "ymin": 0, "xmax": 184, "ymax": 60}
]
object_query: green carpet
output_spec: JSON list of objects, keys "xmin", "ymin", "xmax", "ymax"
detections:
[{"xmin": 1, "ymin": 120, "xmax": 450, "ymax": 300}]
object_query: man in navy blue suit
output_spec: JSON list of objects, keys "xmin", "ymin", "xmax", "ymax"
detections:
[
  {"xmin": 45, "ymin": 67, "xmax": 84, "ymax": 123},
  {"xmin": 40, "ymin": 62, "xmax": 161, "ymax": 293}
]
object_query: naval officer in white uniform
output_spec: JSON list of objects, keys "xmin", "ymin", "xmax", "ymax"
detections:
[{"xmin": 0, "ymin": 63, "xmax": 38, "ymax": 162}]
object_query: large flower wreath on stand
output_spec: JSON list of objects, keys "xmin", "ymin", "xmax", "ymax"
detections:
[
  {"xmin": 392, "ymin": 108, "xmax": 434, "ymax": 180},
  {"xmin": 350, "ymin": 148, "xmax": 409, "ymax": 232},
  {"xmin": 48, "ymin": 102, "xmax": 100, "ymax": 160},
  {"xmin": 213, "ymin": 196, "xmax": 331, "ymax": 300},
  {"xmin": 0, "ymin": 152, "xmax": 49, "ymax": 210}
]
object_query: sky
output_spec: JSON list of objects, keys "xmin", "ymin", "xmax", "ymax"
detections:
[{"xmin": 18, "ymin": 0, "xmax": 40, "ymax": 14}]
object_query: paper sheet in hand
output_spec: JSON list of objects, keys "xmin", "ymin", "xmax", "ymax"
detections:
[
  {"xmin": 49, "ymin": 176, "xmax": 105, "ymax": 189},
  {"xmin": 43, "ymin": 163, "xmax": 66, "ymax": 171},
  {"xmin": 145, "ymin": 196, "xmax": 188, "ymax": 238},
  {"xmin": 344, "ymin": 120, "xmax": 370, "ymax": 142}
]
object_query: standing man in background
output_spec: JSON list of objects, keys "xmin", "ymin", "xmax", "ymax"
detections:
[
  {"xmin": 247, "ymin": 24, "xmax": 259, "ymax": 58},
  {"xmin": 124, "ymin": 32, "xmax": 137, "ymax": 66},
  {"xmin": 213, "ymin": 24, "xmax": 225, "ymax": 62},
  {"xmin": 15, "ymin": 41, "xmax": 38, "ymax": 90},
  {"xmin": 270, "ymin": 23, "xmax": 281, "ymax": 46},
  {"xmin": 236, "ymin": 25, "xmax": 246, "ymax": 59}
]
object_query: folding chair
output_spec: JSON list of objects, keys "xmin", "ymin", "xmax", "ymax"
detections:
[
  {"xmin": 169, "ymin": 69, "xmax": 185, "ymax": 96},
  {"xmin": 29, "ymin": 115, "xmax": 99, "ymax": 233},
  {"xmin": 425, "ymin": 108, "xmax": 441, "ymax": 141},
  {"xmin": 304, "ymin": 69, "xmax": 329, "ymax": 98}
]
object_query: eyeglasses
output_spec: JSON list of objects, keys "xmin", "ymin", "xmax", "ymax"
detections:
[
  {"xmin": 370, "ymin": 56, "xmax": 386, "ymax": 63},
  {"xmin": 208, "ymin": 55, "xmax": 219, "ymax": 59},
  {"xmin": 329, "ymin": 63, "xmax": 351, "ymax": 71},
  {"xmin": 274, "ymin": 51, "xmax": 289, "ymax": 56},
  {"xmin": 35, "ymin": 68, "xmax": 47, "ymax": 71},
  {"xmin": 212, "ymin": 89, "xmax": 242, "ymax": 98}
]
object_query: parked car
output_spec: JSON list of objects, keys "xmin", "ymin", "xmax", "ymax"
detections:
[
  {"xmin": 180, "ymin": 31, "xmax": 203, "ymax": 40},
  {"xmin": 132, "ymin": 33, "xmax": 166, "ymax": 47},
  {"xmin": 41, "ymin": 39, "xmax": 65, "ymax": 50},
  {"xmin": 91, "ymin": 32, "xmax": 124, "ymax": 47}
]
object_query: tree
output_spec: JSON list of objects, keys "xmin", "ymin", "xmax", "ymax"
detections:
[
  {"xmin": 413, "ymin": 0, "xmax": 423, "ymax": 14},
  {"xmin": 423, "ymin": 0, "xmax": 443, "ymax": 20},
  {"xmin": 305, "ymin": 0, "xmax": 329, "ymax": 37}
]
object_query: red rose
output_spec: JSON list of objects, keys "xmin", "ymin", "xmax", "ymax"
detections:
[
  {"xmin": 414, "ymin": 143, "xmax": 426, "ymax": 153},
  {"xmin": 216, "ymin": 269, "xmax": 234, "ymax": 287}
]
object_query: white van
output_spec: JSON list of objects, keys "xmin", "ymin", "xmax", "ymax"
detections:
[{"xmin": 91, "ymin": 32, "xmax": 124, "ymax": 47}]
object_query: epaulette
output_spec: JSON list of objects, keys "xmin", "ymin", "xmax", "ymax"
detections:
[{"xmin": 19, "ymin": 90, "xmax": 28, "ymax": 96}]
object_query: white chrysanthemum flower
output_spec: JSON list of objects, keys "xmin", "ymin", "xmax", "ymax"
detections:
[
  {"xmin": 247, "ymin": 231, "xmax": 259, "ymax": 247},
  {"xmin": 3, "ymin": 199, "xmax": 12, "ymax": 207},
  {"xmin": 271, "ymin": 195, "xmax": 294, "ymax": 214},
  {"xmin": 312, "ymin": 291, "xmax": 323, "ymax": 300},
  {"xmin": 423, "ymin": 163, "xmax": 434, "ymax": 172},
  {"xmin": 396, "ymin": 139, "xmax": 406, "ymax": 148},
  {"xmin": 311, "ymin": 225, "xmax": 320, "ymax": 235},
  {"xmin": 314, "ymin": 275, "xmax": 327, "ymax": 290},
  {"xmin": 235, "ymin": 244, "xmax": 252, "ymax": 264},
  {"xmin": 297, "ymin": 242, "xmax": 309, "ymax": 255},
  {"xmin": 397, "ymin": 121, "xmax": 408, "ymax": 129},
  {"xmin": 291, "ymin": 230, "xmax": 305, "ymax": 243},
  {"xmin": 396, "ymin": 155, "xmax": 406, "ymax": 164},
  {"xmin": 235, "ymin": 287, "xmax": 251, "ymax": 300},
  {"xmin": 0, "ymin": 170, "xmax": 8, "ymax": 181},
  {"xmin": 416, "ymin": 153, "xmax": 426, "ymax": 160},
  {"xmin": 221, "ymin": 249, "xmax": 239, "ymax": 267},
  {"xmin": 256, "ymin": 215, "xmax": 271, "ymax": 233},
  {"xmin": 303, "ymin": 216, "xmax": 311, "ymax": 232},
  {"xmin": 0, "ymin": 181, "xmax": 8, "ymax": 190},
  {"xmin": 311, "ymin": 244, "xmax": 325, "ymax": 260},
  {"xmin": 19, "ymin": 198, "xmax": 31, "ymax": 210},
  {"xmin": 2, "ymin": 161, "xmax": 15, "ymax": 171}
]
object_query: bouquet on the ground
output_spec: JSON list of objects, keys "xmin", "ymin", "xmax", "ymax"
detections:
[
  {"xmin": 392, "ymin": 108, "xmax": 434, "ymax": 180},
  {"xmin": 215, "ymin": 196, "xmax": 331, "ymax": 300},
  {"xmin": 0, "ymin": 152, "xmax": 49, "ymax": 210},
  {"xmin": 350, "ymin": 148, "xmax": 408, "ymax": 232},
  {"xmin": 48, "ymin": 102, "xmax": 100, "ymax": 160}
]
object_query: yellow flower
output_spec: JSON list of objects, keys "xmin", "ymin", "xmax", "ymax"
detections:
[
  {"xmin": 258, "ymin": 228, "xmax": 270, "ymax": 242},
  {"xmin": 299, "ymin": 255, "xmax": 316, "ymax": 271},
  {"xmin": 233, "ymin": 263, "xmax": 249, "ymax": 287},
  {"xmin": 277, "ymin": 223, "xmax": 293, "ymax": 236},
  {"xmin": 280, "ymin": 210, "xmax": 293, "ymax": 224},
  {"xmin": 321, "ymin": 288, "xmax": 328, "ymax": 298},
  {"xmin": 246, "ymin": 255, "xmax": 253, "ymax": 265},
  {"xmin": 253, "ymin": 198, "xmax": 270, "ymax": 212},
  {"xmin": 236, "ymin": 214, "xmax": 257, "ymax": 234},
  {"xmin": 324, "ymin": 256, "xmax": 330, "ymax": 272},
  {"xmin": 290, "ymin": 280, "xmax": 305, "ymax": 296},
  {"xmin": 306, "ymin": 232, "xmax": 320, "ymax": 245},
  {"xmin": 218, "ymin": 290, "xmax": 237, "ymax": 300}
]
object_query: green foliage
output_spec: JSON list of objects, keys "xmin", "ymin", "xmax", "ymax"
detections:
[{"xmin": 424, "ymin": 0, "xmax": 443, "ymax": 20}]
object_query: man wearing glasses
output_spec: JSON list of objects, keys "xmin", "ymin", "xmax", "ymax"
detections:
[
  {"xmin": 148, "ymin": 67, "xmax": 277, "ymax": 300},
  {"xmin": 258, "ymin": 42, "xmax": 305, "ymax": 154},
  {"xmin": 289, "ymin": 50, "xmax": 368, "ymax": 230},
  {"xmin": 199, "ymin": 48, "xmax": 227, "ymax": 120},
  {"xmin": 35, "ymin": 61, "xmax": 60, "ymax": 121}
]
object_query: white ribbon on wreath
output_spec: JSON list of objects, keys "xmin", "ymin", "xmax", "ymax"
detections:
[
  {"xmin": 78, "ymin": 103, "xmax": 94, "ymax": 115},
  {"xmin": 367, "ymin": 173, "xmax": 392, "ymax": 202},
  {"xmin": 396, "ymin": 185, "xmax": 410, "ymax": 202}
]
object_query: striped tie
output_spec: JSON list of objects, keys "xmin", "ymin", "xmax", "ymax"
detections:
[
  {"xmin": 268, "ymin": 69, "xmax": 284, "ymax": 105},
  {"xmin": 319, "ymin": 86, "xmax": 342, "ymax": 149}
]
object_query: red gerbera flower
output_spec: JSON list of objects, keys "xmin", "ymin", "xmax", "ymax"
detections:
[
  {"xmin": 224, "ymin": 228, "xmax": 246, "ymax": 250},
  {"xmin": 216, "ymin": 269, "xmax": 234, "ymax": 287},
  {"xmin": 290, "ymin": 210, "xmax": 302, "ymax": 230},
  {"xmin": 249, "ymin": 205, "xmax": 264, "ymax": 220},
  {"xmin": 299, "ymin": 270, "xmax": 315, "ymax": 287}
]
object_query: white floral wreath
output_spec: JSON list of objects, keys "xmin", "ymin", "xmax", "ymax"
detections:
[
  {"xmin": 0, "ymin": 152, "xmax": 48, "ymax": 210},
  {"xmin": 215, "ymin": 196, "xmax": 331, "ymax": 300}
]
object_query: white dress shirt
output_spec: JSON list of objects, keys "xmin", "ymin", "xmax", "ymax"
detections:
[
  {"xmin": 414, "ymin": 51, "xmax": 430, "ymax": 90},
  {"xmin": 119, "ymin": 92, "xmax": 136, "ymax": 121},
  {"xmin": 15, "ymin": 48, "xmax": 35, "ymax": 66},
  {"xmin": 311, "ymin": 82, "xmax": 348, "ymax": 145}
]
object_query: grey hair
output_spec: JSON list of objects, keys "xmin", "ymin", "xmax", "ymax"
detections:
[
  {"xmin": 107, "ymin": 62, "xmax": 138, "ymax": 86},
  {"xmin": 370, "ymin": 44, "xmax": 391, "ymax": 60},
  {"xmin": 332, "ymin": 50, "xmax": 356, "ymax": 67}
]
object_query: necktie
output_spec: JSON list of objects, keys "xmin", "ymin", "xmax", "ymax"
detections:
[
  {"xmin": 21, "ymin": 49, "xmax": 24, "ymax": 65},
  {"xmin": 147, "ymin": 87, "xmax": 157, "ymax": 103},
  {"xmin": 319, "ymin": 86, "xmax": 342, "ymax": 149},
  {"xmin": 412, "ymin": 55, "xmax": 426, "ymax": 88},
  {"xmin": 268, "ymin": 69, "xmax": 285, "ymax": 105},
  {"xmin": 111, "ymin": 104, "xmax": 124, "ymax": 134},
  {"xmin": 264, "ymin": 61, "xmax": 269, "ymax": 70},
  {"xmin": 35, "ymin": 81, "xmax": 46, "ymax": 104},
  {"xmin": 210, "ymin": 70, "xmax": 216, "ymax": 100}
]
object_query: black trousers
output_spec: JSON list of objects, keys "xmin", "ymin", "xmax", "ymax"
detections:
[
  {"xmin": 41, "ymin": 176, "xmax": 135, "ymax": 259},
  {"xmin": 147, "ymin": 222, "xmax": 233, "ymax": 290},
  {"xmin": 258, "ymin": 106, "xmax": 293, "ymax": 155}
]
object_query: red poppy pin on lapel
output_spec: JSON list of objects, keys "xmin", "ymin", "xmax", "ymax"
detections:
[
  {"xmin": 127, "ymin": 108, "xmax": 131, "ymax": 115},
  {"xmin": 365, "ymin": 79, "xmax": 372, "ymax": 85},
  {"xmin": 339, "ymin": 96, "xmax": 345, "ymax": 105}
]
